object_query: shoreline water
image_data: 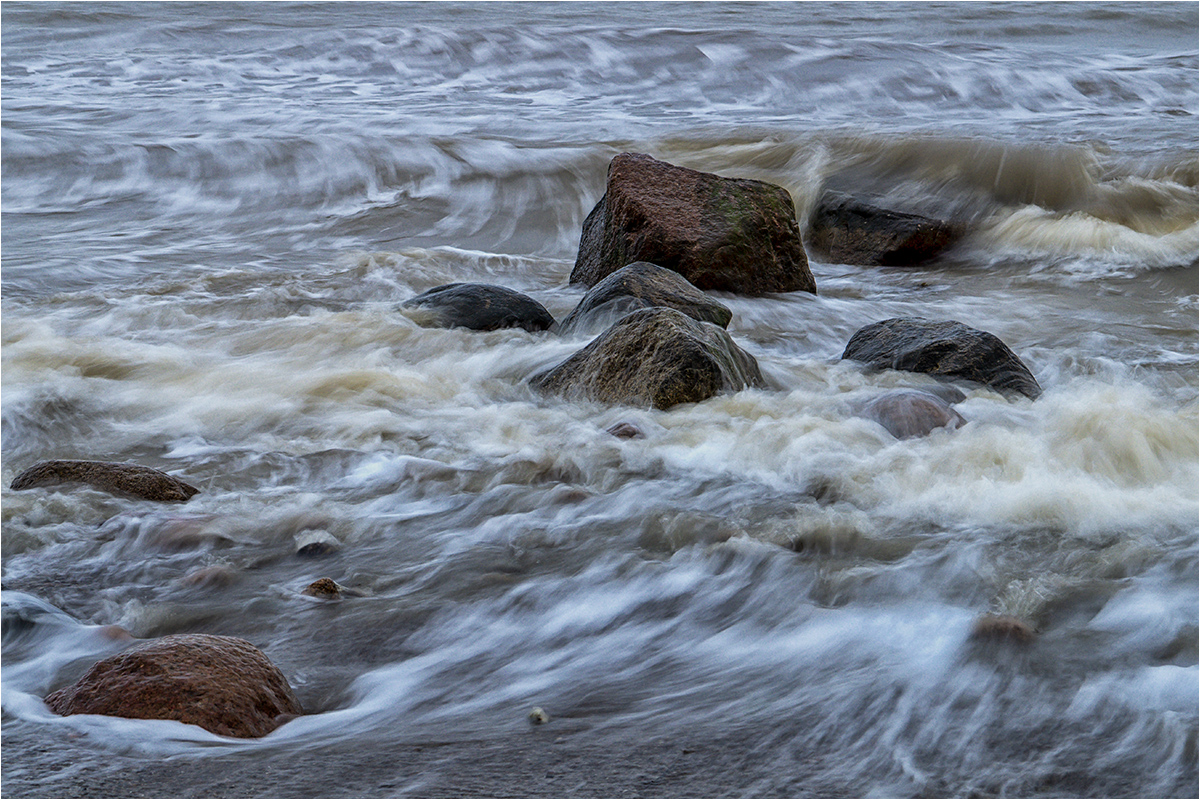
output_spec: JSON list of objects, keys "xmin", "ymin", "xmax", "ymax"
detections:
[{"xmin": 3, "ymin": 3, "xmax": 1197, "ymax": 797}]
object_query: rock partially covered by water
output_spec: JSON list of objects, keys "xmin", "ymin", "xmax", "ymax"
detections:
[
  {"xmin": 10, "ymin": 460, "xmax": 200, "ymax": 502},
  {"xmin": 530, "ymin": 307, "xmax": 765, "ymax": 410},
  {"xmin": 401, "ymin": 283, "xmax": 555, "ymax": 332},
  {"xmin": 807, "ymin": 191, "xmax": 964, "ymax": 266},
  {"xmin": 842, "ymin": 318, "xmax": 1042, "ymax": 400},
  {"xmin": 301, "ymin": 577, "xmax": 345, "ymax": 600},
  {"xmin": 559, "ymin": 261, "xmax": 733, "ymax": 335},
  {"xmin": 570, "ymin": 153, "xmax": 816, "ymax": 295},
  {"xmin": 858, "ymin": 389, "xmax": 967, "ymax": 439},
  {"xmin": 971, "ymin": 614, "xmax": 1037, "ymax": 644},
  {"xmin": 606, "ymin": 421, "xmax": 646, "ymax": 439},
  {"xmin": 44, "ymin": 633, "xmax": 302, "ymax": 738}
]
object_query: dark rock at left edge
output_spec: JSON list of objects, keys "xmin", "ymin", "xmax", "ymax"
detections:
[{"xmin": 10, "ymin": 460, "xmax": 200, "ymax": 502}]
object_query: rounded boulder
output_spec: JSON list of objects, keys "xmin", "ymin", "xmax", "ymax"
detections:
[{"xmin": 44, "ymin": 633, "xmax": 302, "ymax": 738}]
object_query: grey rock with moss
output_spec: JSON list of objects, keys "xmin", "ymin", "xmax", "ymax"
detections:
[{"xmin": 530, "ymin": 307, "xmax": 765, "ymax": 410}]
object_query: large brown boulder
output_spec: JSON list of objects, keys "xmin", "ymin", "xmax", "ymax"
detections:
[
  {"xmin": 570, "ymin": 153, "xmax": 815, "ymax": 295},
  {"xmin": 807, "ymin": 191, "xmax": 964, "ymax": 266},
  {"xmin": 10, "ymin": 460, "xmax": 199, "ymax": 502},
  {"xmin": 530, "ymin": 307, "xmax": 765, "ymax": 410},
  {"xmin": 558, "ymin": 261, "xmax": 732, "ymax": 335},
  {"xmin": 842, "ymin": 318, "xmax": 1042, "ymax": 400},
  {"xmin": 45, "ymin": 633, "xmax": 302, "ymax": 739},
  {"xmin": 401, "ymin": 283, "xmax": 555, "ymax": 332}
]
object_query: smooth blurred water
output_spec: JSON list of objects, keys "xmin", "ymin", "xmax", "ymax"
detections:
[{"xmin": 2, "ymin": 2, "xmax": 1197, "ymax": 797}]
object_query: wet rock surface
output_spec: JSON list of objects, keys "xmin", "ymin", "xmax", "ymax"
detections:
[
  {"xmin": 858, "ymin": 389, "xmax": 967, "ymax": 439},
  {"xmin": 530, "ymin": 307, "xmax": 765, "ymax": 410},
  {"xmin": 842, "ymin": 317, "xmax": 1042, "ymax": 400},
  {"xmin": 44, "ymin": 633, "xmax": 302, "ymax": 739},
  {"xmin": 807, "ymin": 191, "xmax": 965, "ymax": 266},
  {"xmin": 570, "ymin": 153, "xmax": 815, "ymax": 295},
  {"xmin": 301, "ymin": 577, "xmax": 345, "ymax": 600},
  {"xmin": 558, "ymin": 261, "xmax": 733, "ymax": 334},
  {"xmin": 10, "ymin": 460, "xmax": 200, "ymax": 502},
  {"xmin": 401, "ymin": 283, "xmax": 555, "ymax": 332},
  {"xmin": 971, "ymin": 614, "xmax": 1037, "ymax": 643}
]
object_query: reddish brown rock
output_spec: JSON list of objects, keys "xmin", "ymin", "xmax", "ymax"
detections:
[
  {"xmin": 10, "ymin": 460, "xmax": 199, "ymax": 502},
  {"xmin": 570, "ymin": 153, "xmax": 815, "ymax": 295},
  {"xmin": 44, "ymin": 634, "xmax": 302, "ymax": 738},
  {"xmin": 530, "ymin": 308, "xmax": 765, "ymax": 411}
]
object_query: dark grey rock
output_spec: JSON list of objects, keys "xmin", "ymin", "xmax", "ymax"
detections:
[
  {"xmin": 807, "ymin": 191, "xmax": 964, "ymax": 266},
  {"xmin": 402, "ymin": 283, "xmax": 555, "ymax": 332},
  {"xmin": 842, "ymin": 318, "xmax": 1042, "ymax": 400},
  {"xmin": 559, "ymin": 261, "xmax": 732, "ymax": 335}
]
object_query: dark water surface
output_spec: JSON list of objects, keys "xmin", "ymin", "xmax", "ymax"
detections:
[{"xmin": 2, "ymin": 2, "xmax": 1197, "ymax": 797}]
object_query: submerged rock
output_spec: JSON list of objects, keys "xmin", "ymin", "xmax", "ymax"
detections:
[
  {"xmin": 858, "ymin": 389, "xmax": 967, "ymax": 439},
  {"xmin": 606, "ymin": 421, "xmax": 646, "ymax": 439},
  {"xmin": 295, "ymin": 529, "xmax": 340, "ymax": 557},
  {"xmin": 971, "ymin": 614, "xmax": 1037, "ymax": 644},
  {"xmin": 570, "ymin": 153, "xmax": 815, "ymax": 295},
  {"xmin": 842, "ymin": 318, "xmax": 1042, "ymax": 400},
  {"xmin": 44, "ymin": 633, "xmax": 302, "ymax": 738},
  {"xmin": 807, "ymin": 191, "xmax": 964, "ymax": 266},
  {"xmin": 10, "ymin": 460, "xmax": 200, "ymax": 502},
  {"xmin": 558, "ymin": 261, "xmax": 733, "ymax": 335},
  {"xmin": 401, "ymin": 283, "xmax": 555, "ymax": 332},
  {"xmin": 530, "ymin": 307, "xmax": 765, "ymax": 410}
]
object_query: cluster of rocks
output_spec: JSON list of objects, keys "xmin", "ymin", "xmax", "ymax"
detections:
[
  {"xmin": 403, "ymin": 152, "xmax": 1041, "ymax": 419},
  {"xmin": 13, "ymin": 153, "xmax": 1043, "ymax": 740}
]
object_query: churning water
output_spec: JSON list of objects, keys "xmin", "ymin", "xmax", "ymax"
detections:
[{"xmin": 2, "ymin": 2, "xmax": 1197, "ymax": 797}]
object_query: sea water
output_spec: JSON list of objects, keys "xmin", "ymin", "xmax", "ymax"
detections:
[{"xmin": 2, "ymin": 2, "xmax": 1197, "ymax": 796}]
